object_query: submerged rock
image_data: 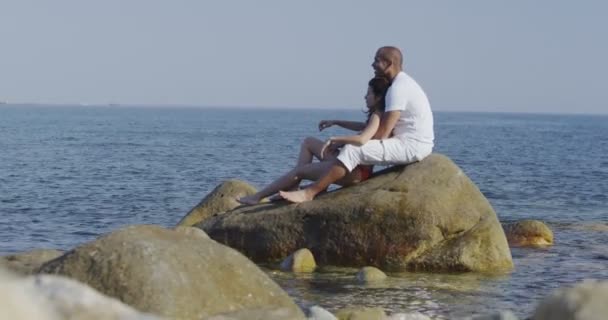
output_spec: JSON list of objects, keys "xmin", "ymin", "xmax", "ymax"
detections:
[
  {"xmin": 306, "ymin": 305, "xmax": 338, "ymax": 320},
  {"xmin": 387, "ymin": 312, "xmax": 431, "ymax": 320},
  {"xmin": 280, "ymin": 248, "xmax": 317, "ymax": 273},
  {"xmin": 206, "ymin": 307, "xmax": 304, "ymax": 320},
  {"xmin": 0, "ymin": 248, "xmax": 63, "ymax": 275},
  {"xmin": 39, "ymin": 224, "xmax": 304, "ymax": 320},
  {"xmin": 197, "ymin": 154, "xmax": 513, "ymax": 273},
  {"xmin": 335, "ymin": 307, "xmax": 386, "ymax": 320},
  {"xmin": 533, "ymin": 280, "xmax": 608, "ymax": 320},
  {"xmin": 571, "ymin": 223, "xmax": 608, "ymax": 233},
  {"xmin": 471, "ymin": 310, "xmax": 519, "ymax": 320},
  {"xmin": 356, "ymin": 266, "xmax": 387, "ymax": 283},
  {"xmin": 504, "ymin": 220, "xmax": 553, "ymax": 247},
  {"xmin": 177, "ymin": 179, "xmax": 257, "ymax": 227}
]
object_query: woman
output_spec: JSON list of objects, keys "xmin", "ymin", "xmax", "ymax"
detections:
[{"xmin": 238, "ymin": 76, "xmax": 391, "ymax": 205}]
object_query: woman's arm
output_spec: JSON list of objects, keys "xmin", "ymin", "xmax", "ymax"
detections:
[
  {"xmin": 319, "ymin": 120, "xmax": 367, "ymax": 132},
  {"xmin": 320, "ymin": 113, "xmax": 381, "ymax": 158}
]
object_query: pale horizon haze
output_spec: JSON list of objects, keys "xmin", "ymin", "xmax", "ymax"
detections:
[{"xmin": 1, "ymin": 1, "xmax": 607, "ymax": 114}]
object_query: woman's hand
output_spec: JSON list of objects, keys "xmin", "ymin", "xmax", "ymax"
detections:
[{"xmin": 318, "ymin": 120, "xmax": 335, "ymax": 131}]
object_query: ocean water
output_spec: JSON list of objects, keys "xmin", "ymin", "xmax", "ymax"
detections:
[{"xmin": 1, "ymin": 105, "xmax": 607, "ymax": 318}]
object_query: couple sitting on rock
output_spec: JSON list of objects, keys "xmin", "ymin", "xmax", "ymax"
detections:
[{"xmin": 238, "ymin": 46, "xmax": 435, "ymax": 204}]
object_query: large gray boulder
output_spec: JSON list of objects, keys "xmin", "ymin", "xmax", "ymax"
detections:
[
  {"xmin": 39, "ymin": 225, "xmax": 304, "ymax": 320},
  {"xmin": 197, "ymin": 154, "xmax": 513, "ymax": 273}
]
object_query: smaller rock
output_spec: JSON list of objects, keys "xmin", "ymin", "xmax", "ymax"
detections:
[
  {"xmin": 533, "ymin": 280, "xmax": 608, "ymax": 320},
  {"xmin": 471, "ymin": 310, "xmax": 519, "ymax": 320},
  {"xmin": 206, "ymin": 307, "xmax": 304, "ymax": 320},
  {"xmin": 307, "ymin": 305, "xmax": 338, "ymax": 320},
  {"xmin": 504, "ymin": 220, "xmax": 553, "ymax": 247},
  {"xmin": 356, "ymin": 266, "xmax": 387, "ymax": 283},
  {"xmin": 280, "ymin": 248, "xmax": 317, "ymax": 273},
  {"xmin": 0, "ymin": 249, "xmax": 63, "ymax": 275},
  {"xmin": 387, "ymin": 312, "xmax": 431, "ymax": 320},
  {"xmin": 177, "ymin": 180, "xmax": 257, "ymax": 227},
  {"xmin": 335, "ymin": 307, "xmax": 386, "ymax": 320}
]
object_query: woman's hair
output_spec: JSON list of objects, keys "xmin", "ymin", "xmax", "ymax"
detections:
[{"xmin": 365, "ymin": 76, "xmax": 391, "ymax": 122}]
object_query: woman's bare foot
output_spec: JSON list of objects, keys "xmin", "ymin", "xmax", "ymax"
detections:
[
  {"xmin": 237, "ymin": 195, "xmax": 261, "ymax": 205},
  {"xmin": 279, "ymin": 189, "xmax": 316, "ymax": 203}
]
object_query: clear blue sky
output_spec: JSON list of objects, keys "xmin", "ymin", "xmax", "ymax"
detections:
[{"xmin": 1, "ymin": 1, "xmax": 606, "ymax": 114}]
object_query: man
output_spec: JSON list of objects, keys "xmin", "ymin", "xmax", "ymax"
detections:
[{"xmin": 280, "ymin": 46, "xmax": 434, "ymax": 203}]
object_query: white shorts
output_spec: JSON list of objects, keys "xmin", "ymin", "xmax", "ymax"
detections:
[{"xmin": 336, "ymin": 137, "xmax": 433, "ymax": 172}]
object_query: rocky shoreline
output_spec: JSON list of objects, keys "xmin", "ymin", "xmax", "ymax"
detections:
[{"xmin": 1, "ymin": 154, "xmax": 602, "ymax": 319}]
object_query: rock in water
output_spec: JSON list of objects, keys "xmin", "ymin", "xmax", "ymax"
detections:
[
  {"xmin": 503, "ymin": 220, "xmax": 553, "ymax": 247},
  {"xmin": 198, "ymin": 154, "xmax": 513, "ymax": 273},
  {"xmin": 177, "ymin": 180, "xmax": 257, "ymax": 227},
  {"xmin": 356, "ymin": 266, "xmax": 387, "ymax": 283},
  {"xmin": 39, "ymin": 224, "xmax": 304, "ymax": 320},
  {"xmin": 280, "ymin": 248, "xmax": 317, "ymax": 272}
]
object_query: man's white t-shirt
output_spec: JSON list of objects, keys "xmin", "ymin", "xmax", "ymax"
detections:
[{"xmin": 385, "ymin": 71, "xmax": 434, "ymax": 145}]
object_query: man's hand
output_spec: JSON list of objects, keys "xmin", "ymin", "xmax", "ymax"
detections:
[
  {"xmin": 318, "ymin": 120, "xmax": 335, "ymax": 131},
  {"xmin": 320, "ymin": 138, "xmax": 333, "ymax": 159}
]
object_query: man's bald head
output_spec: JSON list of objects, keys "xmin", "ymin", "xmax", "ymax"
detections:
[
  {"xmin": 372, "ymin": 46, "xmax": 403, "ymax": 80},
  {"xmin": 376, "ymin": 46, "xmax": 403, "ymax": 69}
]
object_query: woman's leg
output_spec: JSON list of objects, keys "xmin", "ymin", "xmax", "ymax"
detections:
[
  {"xmin": 238, "ymin": 160, "xmax": 364, "ymax": 205},
  {"xmin": 296, "ymin": 137, "xmax": 326, "ymax": 166},
  {"xmin": 238, "ymin": 167, "xmax": 304, "ymax": 205},
  {"xmin": 237, "ymin": 161, "xmax": 354, "ymax": 205}
]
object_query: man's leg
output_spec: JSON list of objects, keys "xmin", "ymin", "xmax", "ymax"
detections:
[
  {"xmin": 279, "ymin": 160, "xmax": 348, "ymax": 203},
  {"xmin": 280, "ymin": 140, "xmax": 388, "ymax": 203}
]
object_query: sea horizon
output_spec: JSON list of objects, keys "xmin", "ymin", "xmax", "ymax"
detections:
[{"xmin": 1, "ymin": 102, "xmax": 607, "ymax": 117}]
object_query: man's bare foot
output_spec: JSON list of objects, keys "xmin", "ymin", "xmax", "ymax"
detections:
[
  {"xmin": 237, "ymin": 195, "xmax": 261, "ymax": 205},
  {"xmin": 279, "ymin": 189, "xmax": 315, "ymax": 203}
]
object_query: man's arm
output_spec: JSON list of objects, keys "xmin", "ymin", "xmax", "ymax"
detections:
[{"xmin": 372, "ymin": 110, "xmax": 400, "ymax": 139}]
